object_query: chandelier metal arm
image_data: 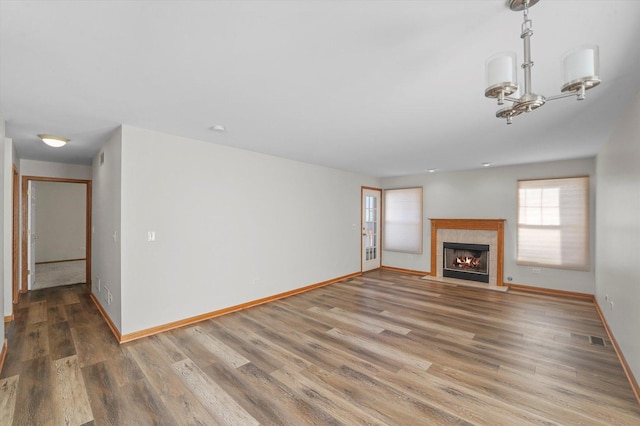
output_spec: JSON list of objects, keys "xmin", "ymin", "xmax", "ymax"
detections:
[{"xmin": 546, "ymin": 88, "xmax": 586, "ymax": 102}]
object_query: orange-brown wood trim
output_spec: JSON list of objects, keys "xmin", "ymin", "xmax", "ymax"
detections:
[
  {"xmin": 21, "ymin": 176, "xmax": 92, "ymax": 294},
  {"xmin": 507, "ymin": 283, "xmax": 593, "ymax": 299},
  {"xmin": 36, "ymin": 258, "xmax": 87, "ymax": 265},
  {"xmin": 0, "ymin": 339, "xmax": 7, "ymax": 375},
  {"xmin": 430, "ymin": 218, "xmax": 506, "ymax": 285},
  {"xmin": 4, "ymin": 315, "xmax": 14, "ymax": 323},
  {"xmin": 21, "ymin": 176, "xmax": 90, "ymax": 184},
  {"xmin": 20, "ymin": 176, "xmax": 28, "ymax": 294},
  {"xmin": 12, "ymin": 165, "xmax": 19, "ymax": 306},
  {"xmin": 89, "ymin": 293, "xmax": 122, "ymax": 343},
  {"xmin": 594, "ymin": 298, "xmax": 640, "ymax": 406},
  {"xmin": 85, "ymin": 181, "xmax": 92, "ymax": 289},
  {"xmin": 119, "ymin": 272, "xmax": 362, "ymax": 344},
  {"xmin": 380, "ymin": 266, "xmax": 428, "ymax": 276}
]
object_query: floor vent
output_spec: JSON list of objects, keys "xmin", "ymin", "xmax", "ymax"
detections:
[{"xmin": 589, "ymin": 336, "xmax": 605, "ymax": 346}]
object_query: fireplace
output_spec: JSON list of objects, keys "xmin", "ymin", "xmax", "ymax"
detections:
[
  {"xmin": 443, "ymin": 242, "xmax": 490, "ymax": 283},
  {"xmin": 430, "ymin": 219, "xmax": 506, "ymax": 286}
]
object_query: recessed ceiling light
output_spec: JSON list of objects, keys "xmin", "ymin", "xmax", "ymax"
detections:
[
  {"xmin": 482, "ymin": 162, "xmax": 492, "ymax": 167},
  {"xmin": 38, "ymin": 134, "xmax": 69, "ymax": 148},
  {"xmin": 210, "ymin": 125, "xmax": 226, "ymax": 132},
  {"xmin": 427, "ymin": 169, "xmax": 437, "ymax": 173}
]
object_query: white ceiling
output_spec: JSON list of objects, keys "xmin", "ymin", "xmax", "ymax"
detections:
[{"xmin": 2, "ymin": 0, "xmax": 640, "ymax": 177}]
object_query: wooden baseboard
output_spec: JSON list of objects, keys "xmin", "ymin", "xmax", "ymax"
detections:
[
  {"xmin": 593, "ymin": 299, "xmax": 640, "ymax": 406},
  {"xmin": 119, "ymin": 272, "xmax": 362, "ymax": 344},
  {"xmin": 380, "ymin": 266, "xmax": 429, "ymax": 276},
  {"xmin": 89, "ymin": 293, "xmax": 122, "ymax": 343},
  {"xmin": 4, "ymin": 315, "xmax": 14, "ymax": 323},
  {"xmin": 507, "ymin": 282, "xmax": 593, "ymax": 299},
  {"xmin": 0, "ymin": 339, "xmax": 7, "ymax": 375}
]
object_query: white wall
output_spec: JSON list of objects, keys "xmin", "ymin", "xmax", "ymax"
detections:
[
  {"xmin": 34, "ymin": 181, "xmax": 86, "ymax": 262},
  {"xmin": 115, "ymin": 125, "xmax": 378, "ymax": 335},
  {"xmin": 92, "ymin": 128, "xmax": 123, "ymax": 331},
  {"xmin": 0, "ymin": 114, "xmax": 6, "ymax": 333},
  {"xmin": 381, "ymin": 157, "xmax": 596, "ymax": 294},
  {"xmin": 596, "ymin": 90, "xmax": 640, "ymax": 383},
  {"xmin": 2, "ymin": 124, "xmax": 19, "ymax": 318},
  {"xmin": 20, "ymin": 159, "xmax": 92, "ymax": 180}
]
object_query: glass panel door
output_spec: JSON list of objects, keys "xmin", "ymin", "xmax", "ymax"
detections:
[{"xmin": 362, "ymin": 188, "xmax": 381, "ymax": 271}]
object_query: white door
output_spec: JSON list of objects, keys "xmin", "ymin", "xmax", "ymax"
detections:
[
  {"xmin": 28, "ymin": 181, "xmax": 36, "ymax": 289},
  {"xmin": 362, "ymin": 188, "xmax": 381, "ymax": 271}
]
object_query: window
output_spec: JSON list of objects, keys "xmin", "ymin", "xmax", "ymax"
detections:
[
  {"xmin": 517, "ymin": 176, "xmax": 589, "ymax": 270},
  {"xmin": 383, "ymin": 187, "xmax": 423, "ymax": 254}
]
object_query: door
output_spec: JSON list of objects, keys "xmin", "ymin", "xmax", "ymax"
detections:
[
  {"xmin": 362, "ymin": 187, "xmax": 382, "ymax": 271},
  {"xmin": 28, "ymin": 181, "xmax": 37, "ymax": 289}
]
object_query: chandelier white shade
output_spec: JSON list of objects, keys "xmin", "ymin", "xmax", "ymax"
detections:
[
  {"xmin": 562, "ymin": 46, "xmax": 600, "ymax": 94},
  {"xmin": 485, "ymin": 0, "xmax": 601, "ymax": 124},
  {"xmin": 485, "ymin": 53, "xmax": 518, "ymax": 101}
]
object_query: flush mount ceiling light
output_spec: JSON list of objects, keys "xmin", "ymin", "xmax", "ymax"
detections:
[
  {"xmin": 485, "ymin": 0, "xmax": 600, "ymax": 124},
  {"xmin": 38, "ymin": 134, "xmax": 69, "ymax": 148}
]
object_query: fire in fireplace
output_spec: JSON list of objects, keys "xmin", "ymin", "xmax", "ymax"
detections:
[{"xmin": 443, "ymin": 242, "xmax": 490, "ymax": 283}]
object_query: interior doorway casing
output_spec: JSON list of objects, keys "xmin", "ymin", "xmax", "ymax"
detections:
[
  {"xmin": 12, "ymin": 166, "xmax": 19, "ymax": 305},
  {"xmin": 20, "ymin": 176, "xmax": 92, "ymax": 296}
]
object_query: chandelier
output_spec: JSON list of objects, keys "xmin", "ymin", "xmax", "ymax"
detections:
[{"xmin": 485, "ymin": 0, "xmax": 600, "ymax": 124}]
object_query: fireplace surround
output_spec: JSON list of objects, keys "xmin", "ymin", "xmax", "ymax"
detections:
[{"xmin": 430, "ymin": 219, "xmax": 505, "ymax": 286}]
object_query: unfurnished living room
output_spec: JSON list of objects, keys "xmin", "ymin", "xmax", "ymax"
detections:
[{"xmin": 1, "ymin": 1, "xmax": 639, "ymax": 424}]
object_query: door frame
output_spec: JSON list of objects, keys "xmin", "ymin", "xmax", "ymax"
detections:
[
  {"xmin": 12, "ymin": 166, "xmax": 19, "ymax": 305},
  {"xmin": 361, "ymin": 186, "xmax": 383, "ymax": 272},
  {"xmin": 20, "ymin": 176, "xmax": 92, "ymax": 295}
]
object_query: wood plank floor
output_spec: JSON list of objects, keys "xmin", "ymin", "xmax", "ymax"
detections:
[{"xmin": 1, "ymin": 270, "xmax": 639, "ymax": 425}]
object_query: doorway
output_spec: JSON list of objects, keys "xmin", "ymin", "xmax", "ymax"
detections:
[
  {"xmin": 21, "ymin": 176, "xmax": 92, "ymax": 295},
  {"xmin": 12, "ymin": 166, "xmax": 19, "ymax": 305},
  {"xmin": 361, "ymin": 187, "xmax": 382, "ymax": 272}
]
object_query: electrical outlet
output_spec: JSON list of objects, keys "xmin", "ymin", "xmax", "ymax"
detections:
[
  {"xmin": 610, "ymin": 301, "xmax": 614, "ymax": 311},
  {"xmin": 532, "ymin": 268, "xmax": 541, "ymax": 274},
  {"xmin": 97, "ymin": 276, "xmax": 101, "ymax": 292},
  {"xmin": 107, "ymin": 290, "xmax": 112, "ymax": 305},
  {"xmin": 102, "ymin": 285, "xmax": 109, "ymax": 302}
]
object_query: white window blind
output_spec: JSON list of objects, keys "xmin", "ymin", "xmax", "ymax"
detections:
[
  {"xmin": 517, "ymin": 176, "xmax": 589, "ymax": 270},
  {"xmin": 383, "ymin": 187, "xmax": 423, "ymax": 254}
]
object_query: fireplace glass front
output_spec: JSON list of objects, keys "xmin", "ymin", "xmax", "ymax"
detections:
[{"xmin": 443, "ymin": 242, "xmax": 490, "ymax": 283}]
